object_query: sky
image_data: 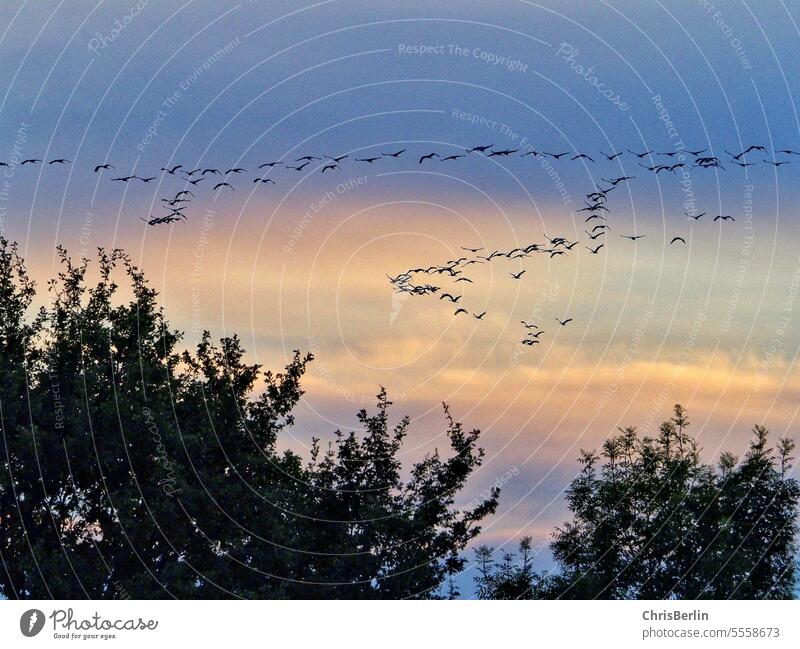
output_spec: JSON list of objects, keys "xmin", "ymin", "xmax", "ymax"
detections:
[{"xmin": 2, "ymin": 0, "xmax": 800, "ymax": 590}]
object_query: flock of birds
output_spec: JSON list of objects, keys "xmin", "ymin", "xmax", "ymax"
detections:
[
  {"xmin": 1, "ymin": 142, "xmax": 780, "ymax": 346},
  {"xmin": 0, "ymin": 142, "xmax": 789, "ymax": 227},
  {"xmin": 379, "ymin": 142, "xmax": 787, "ymax": 346}
]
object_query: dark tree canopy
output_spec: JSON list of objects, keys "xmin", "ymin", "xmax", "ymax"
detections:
[
  {"xmin": 0, "ymin": 238, "xmax": 498, "ymax": 599},
  {"xmin": 475, "ymin": 405, "xmax": 799, "ymax": 599}
]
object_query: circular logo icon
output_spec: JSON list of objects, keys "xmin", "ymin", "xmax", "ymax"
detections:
[{"xmin": 20, "ymin": 609, "xmax": 45, "ymax": 637}]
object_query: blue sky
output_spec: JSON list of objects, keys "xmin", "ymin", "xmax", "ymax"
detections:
[{"xmin": 2, "ymin": 0, "xmax": 800, "ymax": 594}]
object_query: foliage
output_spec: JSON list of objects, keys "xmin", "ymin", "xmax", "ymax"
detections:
[
  {"xmin": 0, "ymin": 238, "xmax": 498, "ymax": 599},
  {"xmin": 476, "ymin": 406, "xmax": 799, "ymax": 599}
]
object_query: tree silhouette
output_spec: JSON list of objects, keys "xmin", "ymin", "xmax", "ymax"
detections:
[
  {"xmin": 476, "ymin": 406, "xmax": 799, "ymax": 599},
  {"xmin": 0, "ymin": 238, "xmax": 498, "ymax": 599}
]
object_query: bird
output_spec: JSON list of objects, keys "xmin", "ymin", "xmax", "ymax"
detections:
[
  {"xmin": 254, "ymin": 178, "xmax": 275, "ymax": 184},
  {"xmin": 202, "ymin": 168, "xmax": 221, "ymax": 175},
  {"xmin": 441, "ymin": 154, "xmax": 465, "ymax": 161},
  {"xmin": 161, "ymin": 165, "xmax": 182, "ymax": 174},
  {"xmin": 520, "ymin": 339, "xmax": 540, "ymax": 345},
  {"xmin": 382, "ymin": 149, "xmax": 405, "ymax": 158},
  {"xmin": 670, "ymin": 236, "xmax": 686, "ymax": 244},
  {"xmin": 685, "ymin": 211, "xmax": 705, "ymax": 220},
  {"xmin": 487, "ymin": 149, "xmax": 518, "ymax": 157},
  {"xmin": 259, "ymin": 161, "xmax": 284, "ymax": 168},
  {"xmin": 213, "ymin": 182, "xmax": 234, "ymax": 191},
  {"xmin": 763, "ymin": 159, "xmax": 789, "ymax": 167},
  {"xmin": 288, "ymin": 162, "xmax": 310, "ymax": 171},
  {"xmin": 601, "ymin": 151, "xmax": 624, "ymax": 160},
  {"xmin": 94, "ymin": 164, "xmax": 114, "ymax": 172},
  {"xmin": 620, "ymin": 234, "xmax": 646, "ymax": 241},
  {"xmin": 714, "ymin": 215, "xmax": 735, "ymax": 221},
  {"xmin": 527, "ymin": 330, "xmax": 545, "ymax": 338},
  {"xmin": 521, "ymin": 321, "xmax": 539, "ymax": 329},
  {"xmin": 321, "ymin": 164, "xmax": 338, "ymax": 173},
  {"xmin": 21, "ymin": 159, "xmax": 42, "ymax": 165},
  {"xmin": 48, "ymin": 158, "xmax": 70, "ymax": 165},
  {"xmin": 296, "ymin": 155, "xmax": 320, "ymax": 162},
  {"xmin": 111, "ymin": 176, "xmax": 135, "ymax": 182},
  {"xmin": 571, "ymin": 153, "xmax": 595, "ymax": 162},
  {"xmin": 419, "ymin": 153, "xmax": 439, "ymax": 164},
  {"xmin": 187, "ymin": 177, "xmax": 204, "ymax": 185},
  {"xmin": 628, "ymin": 149, "xmax": 653, "ymax": 158},
  {"xmin": 225, "ymin": 168, "xmax": 247, "ymax": 174},
  {"xmin": 454, "ymin": 277, "xmax": 474, "ymax": 283},
  {"xmin": 585, "ymin": 230, "xmax": 606, "ymax": 240},
  {"xmin": 356, "ymin": 157, "xmax": 380, "ymax": 163},
  {"xmin": 473, "ymin": 311, "xmax": 487, "ymax": 320},
  {"xmin": 586, "ymin": 244, "xmax": 604, "ymax": 254},
  {"xmin": 685, "ymin": 149, "xmax": 708, "ymax": 156},
  {"xmin": 454, "ymin": 308, "xmax": 468, "ymax": 316},
  {"xmin": 509, "ymin": 270, "xmax": 526, "ymax": 279},
  {"xmin": 439, "ymin": 293, "xmax": 462, "ymax": 303},
  {"xmin": 466, "ymin": 144, "xmax": 493, "ymax": 153},
  {"xmin": 543, "ymin": 151, "xmax": 570, "ymax": 159},
  {"xmin": 136, "ymin": 176, "xmax": 156, "ymax": 182},
  {"xmin": 174, "ymin": 190, "xmax": 194, "ymax": 198},
  {"xmin": 555, "ymin": 317, "xmax": 573, "ymax": 326},
  {"xmin": 461, "ymin": 246, "xmax": 483, "ymax": 253}
]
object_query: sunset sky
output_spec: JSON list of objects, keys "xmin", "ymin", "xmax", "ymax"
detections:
[{"xmin": 2, "ymin": 0, "xmax": 800, "ymax": 582}]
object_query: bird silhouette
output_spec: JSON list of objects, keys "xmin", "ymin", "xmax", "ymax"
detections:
[
  {"xmin": 586, "ymin": 244, "xmax": 604, "ymax": 254},
  {"xmin": 555, "ymin": 317, "xmax": 573, "ymax": 326},
  {"xmin": 382, "ymin": 149, "xmax": 405, "ymax": 158},
  {"xmin": 419, "ymin": 153, "xmax": 439, "ymax": 164},
  {"xmin": 94, "ymin": 164, "xmax": 114, "ymax": 172},
  {"xmin": 620, "ymin": 234, "xmax": 646, "ymax": 241},
  {"xmin": 48, "ymin": 158, "xmax": 70, "ymax": 164},
  {"xmin": 466, "ymin": 144, "xmax": 493, "ymax": 153},
  {"xmin": 509, "ymin": 270, "xmax": 526, "ymax": 279},
  {"xmin": 213, "ymin": 182, "xmax": 234, "ymax": 191},
  {"xmin": 670, "ymin": 236, "xmax": 686, "ymax": 244},
  {"xmin": 714, "ymin": 215, "xmax": 735, "ymax": 221},
  {"xmin": 473, "ymin": 311, "xmax": 487, "ymax": 320}
]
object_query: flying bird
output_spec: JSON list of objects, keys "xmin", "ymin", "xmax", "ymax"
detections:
[
  {"xmin": 509, "ymin": 270, "xmax": 526, "ymax": 279},
  {"xmin": 48, "ymin": 158, "xmax": 70, "ymax": 164},
  {"xmin": 94, "ymin": 164, "xmax": 114, "ymax": 172},
  {"xmin": 670, "ymin": 236, "xmax": 686, "ymax": 244},
  {"xmin": 382, "ymin": 149, "xmax": 405, "ymax": 158},
  {"xmin": 555, "ymin": 317, "xmax": 573, "ymax": 326},
  {"xmin": 419, "ymin": 152, "xmax": 439, "ymax": 164},
  {"xmin": 620, "ymin": 234, "xmax": 646, "ymax": 241},
  {"xmin": 213, "ymin": 182, "xmax": 234, "ymax": 191}
]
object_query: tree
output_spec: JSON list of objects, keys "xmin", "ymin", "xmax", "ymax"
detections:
[
  {"xmin": 0, "ymin": 238, "xmax": 498, "ymax": 599},
  {"xmin": 474, "ymin": 406, "xmax": 799, "ymax": 599},
  {"xmin": 474, "ymin": 537, "xmax": 540, "ymax": 599},
  {"xmin": 545, "ymin": 406, "xmax": 799, "ymax": 599}
]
